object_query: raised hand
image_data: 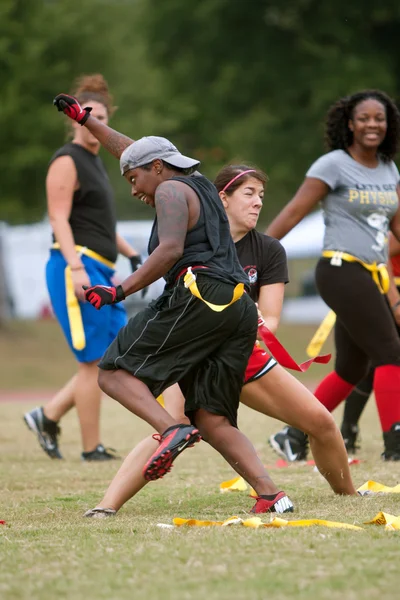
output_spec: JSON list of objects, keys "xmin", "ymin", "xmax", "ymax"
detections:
[{"xmin": 53, "ymin": 93, "xmax": 92, "ymax": 125}]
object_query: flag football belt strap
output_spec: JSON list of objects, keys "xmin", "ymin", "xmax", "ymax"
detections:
[
  {"xmin": 183, "ymin": 266, "xmax": 244, "ymax": 312},
  {"xmin": 52, "ymin": 244, "xmax": 115, "ymax": 351},
  {"xmin": 52, "ymin": 243, "xmax": 116, "ymax": 269},
  {"xmin": 322, "ymin": 251, "xmax": 389, "ymax": 294},
  {"xmin": 306, "ymin": 251, "xmax": 389, "ymax": 358}
]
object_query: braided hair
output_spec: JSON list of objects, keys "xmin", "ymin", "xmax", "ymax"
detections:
[{"xmin": 325, "ymin": 90, "xmax": 400, "ymax": 162}]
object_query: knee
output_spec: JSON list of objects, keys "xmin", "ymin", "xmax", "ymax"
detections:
[
  {"xmin": 194, "ymin": 410, "xmax": 229, "ymax": 441},
  {"xmin": 335, "ymin": 362, "xmax": 369, "ymax": 385},
  {"xmin": 304, "ymin": 406, "xmax": 338, "ymax": 439},
  {"xmin": 98, "ymin": 369, "xmax": 112, "ymax": 394}
]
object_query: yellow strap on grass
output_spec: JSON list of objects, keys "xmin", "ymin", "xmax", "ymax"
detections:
[{"xmin": 183, "ymin": 267, "xmax": 244, "ymax": 312}]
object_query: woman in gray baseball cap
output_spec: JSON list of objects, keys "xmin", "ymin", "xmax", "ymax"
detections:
[{"xmin": 53, "ymin": 91, "xmax": 283, "ymax": 501}]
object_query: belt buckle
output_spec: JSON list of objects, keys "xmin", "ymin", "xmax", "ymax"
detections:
[
  {"xmin": 330, "ymin": 252, "xmax": 342, "ymax": 267},
  {"xmin": 184, "ymin": 266, "xmax": 196, "ymax": 288}
]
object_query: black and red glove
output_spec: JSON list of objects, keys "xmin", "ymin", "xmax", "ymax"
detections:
[
  {"xmin": 83, "ymin": 284, "xmax": 125, "ymax": 310},
  {"xmin": 129, "ymin": 255, "xmax": 148, "ymax": 298},
  {"xmin": 53, "ymin": 93, "xmax": 92, "ymax": 125}
]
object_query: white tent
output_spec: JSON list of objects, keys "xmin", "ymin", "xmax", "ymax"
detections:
[{"xmin": 279, "ymin": 210, "xmax": 325, "ymax": 259}]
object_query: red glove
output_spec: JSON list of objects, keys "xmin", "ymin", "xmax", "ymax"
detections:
[
  {"xmin": 83, "ymin": 284, "xmax": 125, "ymax": 310},
  {"xmin": 53, "ymin": 93, "xmax": 92, "ymax": 125}
]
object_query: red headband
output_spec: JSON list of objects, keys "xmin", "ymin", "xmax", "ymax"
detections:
[{"xmin": 221, "ymin": 169, "xmax": 257, "ymax": 193}]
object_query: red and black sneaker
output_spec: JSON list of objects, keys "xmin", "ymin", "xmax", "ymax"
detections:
[
  {"xmin": 143, "ymin": 424, "xmax": 201, "ymax": 481},
  {"xmin": 250, "ymin": 491, "xmax": 294, "ymax": 514}
]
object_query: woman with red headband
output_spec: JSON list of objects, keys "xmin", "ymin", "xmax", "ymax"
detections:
[{"xmin": 84, "ymin": 164, "xmax": 356, "ymax": 519}]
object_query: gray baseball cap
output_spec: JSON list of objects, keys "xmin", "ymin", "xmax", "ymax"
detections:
[{"xmin": 120, "ymin": 136, "xmax": 200, "ymax": 175}]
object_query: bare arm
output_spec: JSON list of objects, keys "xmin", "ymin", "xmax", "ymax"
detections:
[
  {"xmin": 116, "ymin": 233, "xmax": 140, "ymax": 258},
  {"xmin": 47, "ymin": 156, "xmax": 82, "ymax": 268},
  {"xmin": 266, "ymin": 178, "xmax": 329, "ymax": 239},
  {"xmin": 389, "ymin": 185, "xmax": 400, "ymax": 242},
  {"xmin": 119, "ymin": 181, "xmax": 190, "ymax": 297},
  {"xmin": 46, "ymin": 156, "xmax": 91, "ymax": 300},
  {"xmin": 84, "ymin": 116, "xmax": 134, "ymax": 159},
  {"xmin": 257, "ymin": 283, "xmax": 285, "ymax": 335}
]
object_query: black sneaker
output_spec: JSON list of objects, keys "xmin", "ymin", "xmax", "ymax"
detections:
[
  {"xmin": 81, "ymin": 444, "xmax": 120, "ymax": 462},
  {"xmin": 340, "ymin": 422, "xmax": 360, "ymax": 454},
  {"xmin": 382, "ymin": 422, "xmax": 400, "ymax": 461},
  {"xmin": 23, "ymin": 407, "xmax": 63, "ymax": 459},
  {"xmin": 269, "ymin": 426, "xmax": 308, "ymax": 462},
  {"xmin": 143, "ymin": 424, "xmax": 201, "ymax": 481}
]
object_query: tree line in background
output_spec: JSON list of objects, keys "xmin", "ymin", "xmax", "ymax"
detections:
[{"xmin": 2, "ymin": 0, "xmax": 400, "ymax": 226}]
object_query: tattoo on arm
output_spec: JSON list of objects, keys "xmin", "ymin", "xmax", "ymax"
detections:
[
  {"xmin": 85, "ymin": 118, "xmax": 134, "ymax": 159},
  {"xmin": 155, "ymin": 182, "xmax": 189, "ymax": 252},
  {"xmin": 103, "ymin": 131, "xmax": 134, "ymax": 158}
]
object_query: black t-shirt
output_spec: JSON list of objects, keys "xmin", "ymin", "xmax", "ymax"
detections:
[
  {"xmin": 235, "ymin": 229, "xmax": 289, "ymax": 302},
  {"xmin": 49, "ymin": 143, "xmax": 118, "ymax": 262},
  {"xmin": 148, "ymin": 174, "xmax": 249, "ymax": 288}
]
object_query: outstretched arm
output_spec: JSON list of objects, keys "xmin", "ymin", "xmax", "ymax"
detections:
[
  {"xmin": 53, "ymin": 93, "xmax": 134, "ymax": 159},
  {"xmin": 266, "ymin": 178, "xmax": 328, "ymax": 239},
  {"xmin": 84, "ymin": 118, "xmax": 134, "ymax": 159}
]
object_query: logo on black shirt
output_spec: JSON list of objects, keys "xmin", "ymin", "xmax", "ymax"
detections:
[{"xmin": 244, "ymin": 265, "xmax": 258, "ymax": 285}]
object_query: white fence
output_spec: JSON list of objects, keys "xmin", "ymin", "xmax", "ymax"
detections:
[{"xmin": 0, "ymin": 212, "xmax": 328, "ymax": 323}]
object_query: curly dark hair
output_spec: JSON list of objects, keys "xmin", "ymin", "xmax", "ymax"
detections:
[{"xmin": 324, "ymin": 90, "xmax": 400, "ymax": 162}]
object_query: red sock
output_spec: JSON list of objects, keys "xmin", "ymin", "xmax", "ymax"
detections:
[
  {"xmin": 313, "ymin": 371, "xmax": 354, "ymax": 413},
  {"xmin": 373, "ymin": 365, "xmax": 400, "ymax": 432}
]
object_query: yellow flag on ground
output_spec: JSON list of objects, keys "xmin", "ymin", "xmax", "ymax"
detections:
[
  {"xmin": 357, "ymin": 480, "xmax": 400, "ymax": 494},
  {"xmin": 171, "ymin": 516, "xmax": 362, "ymax": 531},
  {"xmin": 364, "ymin": 512, "xmax": 400, "ymax": 531},
  {"xmin": 219, "ymin": 477, "xmax": 248, "ymax": 493}
]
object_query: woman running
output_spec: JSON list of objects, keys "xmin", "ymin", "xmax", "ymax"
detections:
[
  {"xmin": 268, "ymin": 89, "xmax": 400, "ymax": 462},
  {"xmin": 83, "ymin": 164, "xmax": 356, "ymax": 519},
  {"xmin": 53, "ymin": 91, "xmax": 298, "ymax": 513}
]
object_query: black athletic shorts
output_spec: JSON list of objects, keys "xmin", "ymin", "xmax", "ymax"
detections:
[{"xmin": 98, "ymin": 273, "xmax": 258, "ymax": 427}]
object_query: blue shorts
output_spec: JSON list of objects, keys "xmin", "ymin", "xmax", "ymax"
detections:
[{"xmin": 46, "ymin": 249, "xmax": 127, "ymax": 363}]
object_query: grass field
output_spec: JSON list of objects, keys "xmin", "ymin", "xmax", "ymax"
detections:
[{"xmin": 1, "ymin": 320, "xmax": 400, "ymax": 600}]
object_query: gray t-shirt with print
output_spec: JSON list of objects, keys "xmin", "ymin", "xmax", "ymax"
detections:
[{"xmin": 307, "ymin": 149, "xmax": 399, "ymax": 264}]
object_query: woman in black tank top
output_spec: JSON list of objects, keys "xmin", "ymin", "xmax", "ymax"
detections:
[
  {"xmin": 53, "ymin": 91, "xmax": 305, "ymax": 505},
  {"xmin": 24, "ymin": 75, "xmax": 142, "ymax": 462}
]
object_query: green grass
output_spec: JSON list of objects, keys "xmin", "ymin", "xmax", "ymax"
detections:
[{"xmin": 1, "ymin": 321, "xmax": 400, "ymax": 600}]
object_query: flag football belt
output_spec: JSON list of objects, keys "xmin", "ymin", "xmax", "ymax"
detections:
[
  {"xmin": 52, "ymin": 243, "xmax": 116, "ymax": 351},
  {"xmin": 306, "ymin": 251, "xmax": 389, "ymax": 358},
  {"xmin": 177, "ymin": 266, "xmax": 245, "ymax": 312}
]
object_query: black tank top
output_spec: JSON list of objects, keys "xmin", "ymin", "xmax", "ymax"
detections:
[
  {"xmin": 49, "ymin": 143, "xmax": 118, "ymax": 262},
  {"xmin": 147, "ymin": 174, "xmax": 248, "ymax": 288}
]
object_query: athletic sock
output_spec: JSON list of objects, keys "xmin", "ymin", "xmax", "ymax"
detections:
[
  {"xmin": 259, "ymin": 493, "xmax": 281, "ymax": 501},
  {"xmin": 373, "ymin": 365, "xmax": 400, "ymax": 432},
  {"xmin": 313, "ymin": 371, "xmax": 354, "ymax": 413},
  {"xmin": 341, "ymin": 375, "xmax": 373, "ymax": 426}
]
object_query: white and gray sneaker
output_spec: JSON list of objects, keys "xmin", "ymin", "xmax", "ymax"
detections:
[
  {"xmin": 83, "ymin": 507, "xmax": 117, "ymax": 518},
  {"xmin": 23, "ymin": 406, "xmax": 63, "ymax": 459}
]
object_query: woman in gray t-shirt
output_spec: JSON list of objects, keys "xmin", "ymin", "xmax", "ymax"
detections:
[{"xmin": 267, "ymin": 89, "xmax": 400, "ymax": 462}]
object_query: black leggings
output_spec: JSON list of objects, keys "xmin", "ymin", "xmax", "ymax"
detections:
[{"xmin": 315, "ymin": 258, "xmax": 400, "ymax": 385}]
